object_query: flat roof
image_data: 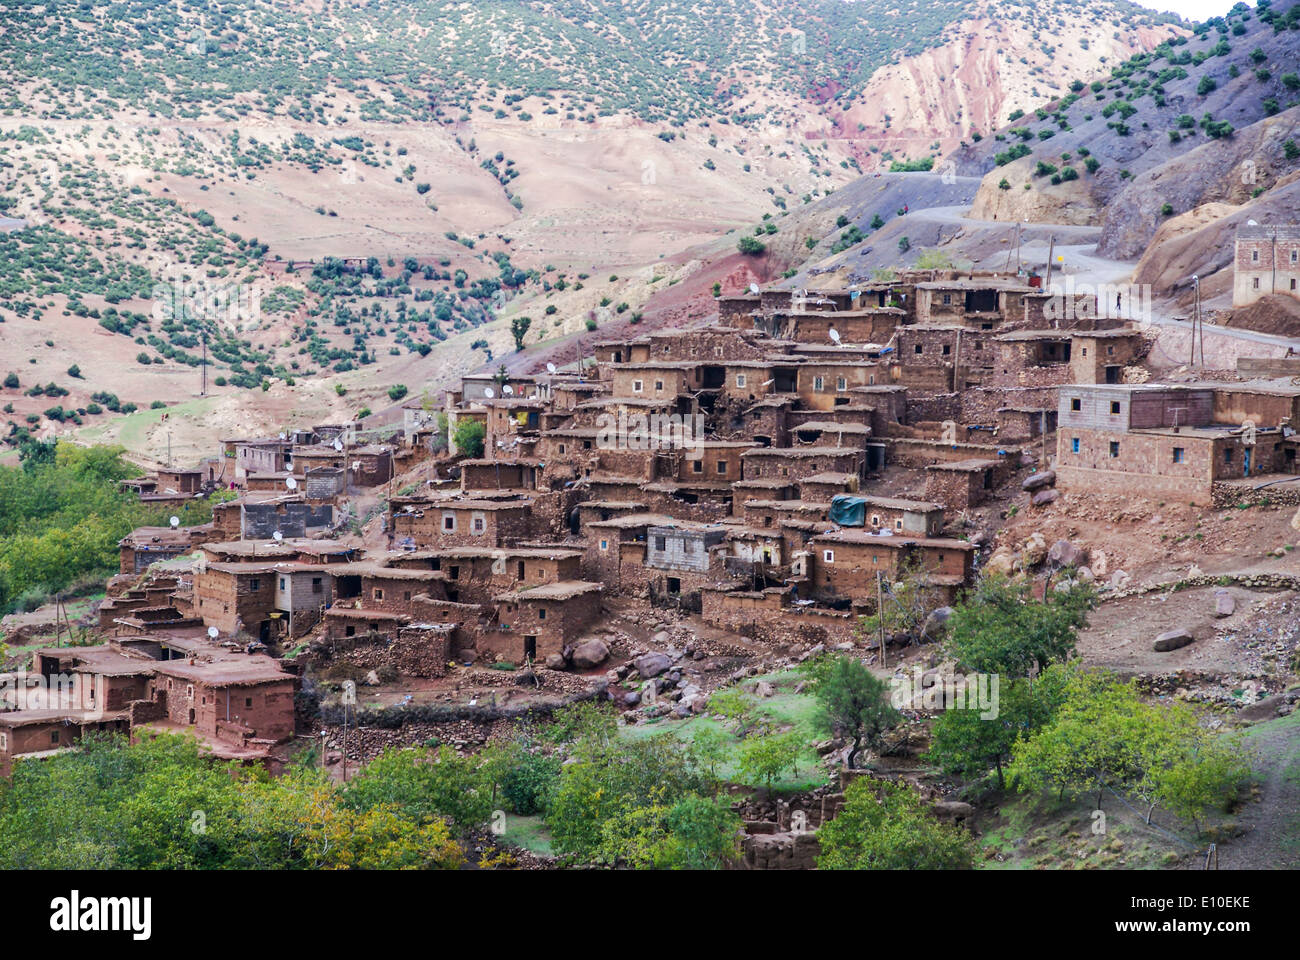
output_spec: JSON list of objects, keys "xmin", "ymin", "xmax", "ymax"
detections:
[
  {"xmin": 742, "ymin": 446, "xmax": 862, "ymax": 457},
  {"xmin": 153, "ymin": 658, "xmax": 293, "ymax": 687},
  {"xmin": 496, "ymin": 580, "xmax": 604, "ymax": 601},
  {"xmin": 813, "ymin": 530, "xmax": 975, "ymax": 550}
]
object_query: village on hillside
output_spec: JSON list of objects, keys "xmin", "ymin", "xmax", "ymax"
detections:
[{"xmin": 4, "ymin": 221, "xmax": 1297, "ymax": 869}]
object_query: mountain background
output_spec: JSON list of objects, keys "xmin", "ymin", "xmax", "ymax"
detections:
[{"xmin": 2, "ymin": 0, "xmax": 1295, "ymax": 465}]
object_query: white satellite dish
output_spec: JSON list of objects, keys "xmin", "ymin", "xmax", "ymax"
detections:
[
  {"xmin": 278, "ymin": 432, "xmax": 286, "ymax": 440},
  {"xmin": 207, "ymin": 626, "xmax": 219, "ymax": 639},
  {"xmin": 546, "ymin": 362, "xmax": 557, "ymax": 374},
  {"xmin": 273, "ymin": 530, "xmax": 284, "ymax": 541},
  {"xmin": 483, "ymin": 387, "xmax": 495, "ymax": 398},
  {"xmin": 285, "ymin": 476, "xmax": 298, "ymax": 490},
  {"xmin": 333, "ymin": 438, "xmax": 344, "ymax": 451},
  {"xmin": 169, "ymin": 515, "xmax": 180, "ymax": 528},
  {"xmin": 502, "ymin": 384, "xmax": 514, "ymax": 396},
  {"xmin": 828, "ymin": 329, "xmax": 841, "ymax": 344},
  {"xmin": 748, "ymin": 283, "xmax": 760, "ymax": 295}
]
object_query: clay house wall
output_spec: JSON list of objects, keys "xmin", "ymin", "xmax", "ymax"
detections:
[
  {"xmin": 1234, "ymin": 225, "xmax": 1300, "ymax": 307},
  {"xmin": 923, "ymin": 458, "xmax": 1006, "ymax": 511},
  {"xmin": 154, "ymin": 665, "xmax": 295, "ymax": 744},
  {"xmin": 717, "ymin": 294, "xmax": 761, "ymax": 327},
  {"xmin": 389, "ymin": 499, "xmax": 534, "ymax": 549},
  {"xmin": 610, "ymin": 364, "xmax": 700, "ymax": 400},
  {"xmin": 1070, "ymin": 331, "xmax": 1144, "ymax": 385},
  {"xmin": 796, "ymin": 362, "xmax": 884, "ymax": 411},
  {"xmin": 194, "ymin": 564, "xmax": 280, "ymax": 639},
  {"xmin": 993, "ymin": 333, "xmax": 1075, "ymax": 388},
  {"xmin": 741, "ymin": 447, "xmax": 865, "ymax": 482},
  {"xmin": 486, "ymin": 583, "xmax": 603, "ymax": 663}
]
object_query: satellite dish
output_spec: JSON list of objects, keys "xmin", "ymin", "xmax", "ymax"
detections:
[
  {"xmin": 207, "ymin": 626, "xmax": 219, "ymax": 639},
  {"xmin": 278, "ymin": 432, "xmax": 286, "ymax": 440},
  {"xmin": 169, "ymin": 515, "xmax": 180, "ymax": 528},
  {"xmin": 828, "ymin": 328, "xmax": 841, "ymax": 344},
  {"xmin": 546, "ymin": 362, "xmax": 557, "ymax": 374},
  {"xmin": 483, "ymin": 387, "xmax": 495, "ymax": 398},
  {"xmin": 285, "ymin": 476, "xmax": 298, "ymax": 490},
  {"xmin": 748, "ymin": 283, "xmax": 760, "ymax": 295},
  {"xmin": 502, "ymin": 384, "xmax": 514, "ymax": 396},
  {"xmin": 1246, "ymin": 219, "xmax": 1258, "ymax": 226},
  {"xmin": 333, "ymin": 438, "xmax": 344, "ymax": 451},
  {"xmin": 273, "ymin": 530, "xmax": 284, "ymax": 541}
]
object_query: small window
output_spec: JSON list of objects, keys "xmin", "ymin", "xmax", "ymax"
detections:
[
  {"xmin": 1251, "ymin": 249, "xmax": 1259, "ymax": 263},
  {"xmin": 1224, "ymin": 448, "xmax": 1233, "ymax": 463},
  {"xmin": 472, "ymin": 514, "xmax": 486, "ymax": 533},
  {"xmin": 403, "ymin": 591, "xmax": 411, "ymax": 602},
  {"xmin": 692, "ymin": 460, "xmax": 703, "ymax": 473},
  {"xmin": 1172, "ymin": 447, "xmax": 1185, "ymax": 463},
  {"xmin": 736, "ymin": 374, "xmax": 747, "ymax": 388},
  {"xmin": 558, "ymin": 444, "xmax": 566, "ymax": 454},
  {"xmin": 1071, "ymin": 398, "xmax": 1081, "ymax": 411},
  {"xmin": 813, "ymin": 376, "xmax": 824, "ymax": 391},
  {"xmin": 374, "ymin": 588, "xmax": 384, "ymax": 601},
  {"xmin": 1110, "ymin": 401, "xmax": 1121, "ymax": 415},
  {"xmin": 312, "ymin": 577, "xmax": 323, "ymax": 594},
  {"xmin": 894, "ymin": 519, "xmax": 903, "ymax": 530},
  {"xmin": 1071, "ymin": 437, "xmax": 1080, "ymax": 453},
  {"xmin": 822, "ymin": 549, "xmax": 834, "ymax": 563},
  {"xmin": 279, "ymin": 576, "xmax": 286, "ymax": 590},
  {"xmin": 599, "ymin": 539, "xmax": 609, "ymax": 551},
  {"xmin": 942, "ymin": 293, "xmax": 952, "ymax": 305},
  {"xmin": 836, "ymin": 377, "xmax": 847, "ymax": 391},
  {"xmin": 538, "ymin": 608, "xmax": 547, "ymax": 620},
  {"xmin": 50, "ymin": 730, "xmax": 60, "ymax": 745},
  {"xmin": 245, "ymin": 697, "xmax": 253, "ymax": 708},
  {"xmin": 870, "ymin": 514, "xmax": 880, "ymax": 526},
  {"xmin": 941, "ymin": 344, "xmax": 950, "ymax": 356},
  {"xmin": 1109, "ymin": 441, "xmax": 1120, "ymax": 458},
  {"xmin": 1107, "ymin": 346, "xmax": 1115, "ymax": 356},
  {"xmin": 632, "ymin": 379, "xmax": 644, "ymax": 393},
  {"xmin": 655, "ymin": 536, "xmax": 667, "ymax": 551},
  {"xmin": 654, "ymin": 379, "xmax": 664, "ymax": 391},
  {"xmin": 248, "ymin": 578, "xmax": 260, "ymax": 591},
  {"xmin": 716, "ymin": 460, "xmax": 727, "ymax": 475},
  {"xmin": 1252, "ymin": 277, "xmax": 1260, "ymax": 289},
  {"xmin": 914, "ymin": 344, "xmax": 923, "ymax": 354},
  {"xmin": 442, "ymin": 513, "xmax": 456, "ymax": 531}
]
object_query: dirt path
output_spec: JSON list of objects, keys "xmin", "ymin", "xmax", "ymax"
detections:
[{"xmin": 1209, "ymin": 712, "xmax": 1300, "ymax": 869}]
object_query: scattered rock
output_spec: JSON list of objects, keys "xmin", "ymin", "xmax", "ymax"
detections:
[
  {"xmin": 922, "ymin": 606, "xmax": 954, "ymax": 639},
  {"xmin": 571, "ymin": 638, "xmax": 610, "ymax": 670},
  {"xmin": 1154, "ymin": 628, "xmax": 1194, "ymax": 652},
  {"xmin": 1213, "ymin": 590, "xmax": 1235, "ymax": 618},
  {"xmin": 1047, "ymin": 539, "xmax": 1086, "ymax": 569},
  {"xmin": 544, "ymin": 653, "xmax": 567, "ymax": 670},
  {"xmin": 1022, "ymin": 470, "xmax": 1056, "ymax": 492},
  {"xmin": 633, "ymin": 652, "xmax": 673, "ymax": 678},
  {"xmin": 754, "ymin": 680, "xmax": 775, "ymax": 698},
  {"xmin": 1031, "ymin": 488, "xmax": 1060, "ymax": 507}
]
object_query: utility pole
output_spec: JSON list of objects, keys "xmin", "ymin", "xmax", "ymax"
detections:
[
  {"xmin": 876, "ymin": 571, "xmax": 888, "ymax": 670},
  {"xmin": 1044, "ymin": 235, "xmax": 1056, "ymax": 292},
  {"xmin": 200, "ymin": 332, "xmax": 208, "ymax": 396}
]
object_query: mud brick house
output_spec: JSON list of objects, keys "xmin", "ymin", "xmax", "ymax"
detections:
[
  {"xmin": 1055, "ymin": 383, "xmax": 1299, "ymax": 505},
  {"xmin": 741, "ymin": 499, "xmax": 829, "ymax": 533},
  {"xmin": 789, "ymin": 420, "xmax": 872, "ymax": 451},
  {"xmin": 797, "ymin": 472, "xmax": 860, "ymax": 501},
  {"xmin": 741, "ymin": 446, "xmax": 866, "ymax": 482},
  {"xmin": 1070, "ymin": 329, "xmax": 1146, "ymax": 384},
  {"xmin": 348, "ymin": 445, "xmax": 394, "ymax": 487},
  {"xmin": 610, "ymin": 362, "xmax": 705, "ymax": 401},
  {"xmin": 487, "ymin": 581, "xmax": 604, "ymax": 663},
  {"xmin": 460, "ymin": 372, "xmax": 539, "ymax": 402},
  {"xmin": 716, "ymin": 293, "xmax": 761, "ymax": 327},
  {"xmin": 118, "ymin": 524, "xmax": 212, "ymax": 574},
  {"xmin": 290, "ymin": 444, "xmax": 346, "ymax": 476},
  {"xmin": 852, "ymin": 496, "xmax": 946, "ymax": 537},
  {"xmin": 795, "ymin": 360, "xmax": 887, "ymax": 411},
  {"xmin": 914, "ymin": 277, "xmax": 1031, "ymax": 327},
  {"xmin": 993, "ymin": 331, "xmax": 1076, "ymax": 388},
  {"xmin": 389, "ymin": 546, "xmax": 585, "ymax": 605},
  {"xmin": 389, "ymin": 497, "xmax": 536, "ymax": 548},
  {"xmin": 444, "ymin": 405, "xmax": 488, "ymax": 457},
  {"xmin": 996, "ymin": 407, "xmax": 1059, "ymax": 443},
  {"xmin": 240, "ymin": 498, "xmax": 334, "ymax": 539},
  {"xmin": 583, "ymin": 513, "xmax": 679, "ymax": 589},
  {"xmin": 1234, "ymin": 224, "xmax": 1300, "ymax": 307},
  {"xmin": 725, "ymin": 395, "xmax": 794, "ymax": 446},
  {"xmin": 304, "ymin": 467, "xmax": 346, "ymax": 500},
  {"xmin": 808, "ymin": 530, "xmax": 974, "ymax": 604},
  {"xmin": 0, "ymin": 710, "xmax": 130, "ymax": 777},
  {"xmin": 784, "ymin": 308, "xmax": 906, "ymax": 346},
  {"xmin": 149, "ymin": 657, "xmax": 296, "ymax": 752},
  {"xmin": 730, "ymin": 477, "xmax": 800, "ymax": 510},
  {"xmin": 232, "ymin": 438, "xmax": 292, "ymax": 480},
  {"xmin": 330, "ymin": 563, "xmax": 445, "ymax": 614},
  {"xmin": 482, "ymin": 399, "xmax": 545, "ymax": 455},
  {"xmin": 924, "ymin": 458, "xmax": 1010, "ymax": 511},
  {"xmin": 193, "ymin": 561, "xmax": 324, "ymax": 641},
  {"xmin": 461, "ymin": 458, "xmax": 542, "ymax": 493}
]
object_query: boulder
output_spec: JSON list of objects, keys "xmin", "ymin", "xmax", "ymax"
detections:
[
  {"xmin": 1021, "ymin": 532, "xmax": 1048, "ymax": 567},
  {"xmin": 622, "ymin": 691, "xmax": 641, "ymax": 708},
  {"xmin": 932, "ymin": 801, "xmax": 974, "ymax": 821},
  {"xmin": 754, "ymin": 680, "xmax": 775, "ymax": 698},
  {"xmin": 1153, "ymin": 628, "xmax": 1194, "ymax": 652},
  {"xmin": 362, "ymin": 670, "xmax": 381, "ymax": 686},
  {"xmin": 1031, "ymin": 488, "xmax": 1060, "ymax": 507},
  {"xmin": 1076, "ymin": 565, "xmax": 1095, "ymax": 583},
  {"xmin": 1047, "ymin": 539, "xmax": 1087, "ymax": 569},
  {"xmin": 922, "ymin": 606, "xmax": 955, "ymax": 639},
  {"xmin": 571, "ymin": 639, "xmax": 610, "ymax": 670},
  {"xmin": 633, "ymin": 652, "xmax": 673, "ymax": 678},
  {"xmin": 985, "ymin": 546, "xmax": 1017, "ymax": 576},
  {"xmin": 1213, "ymin": 590, "xmax": 1235, "ymax": 618},
  {"xmin": 544, "ymin": 653, "xmax": 567, "ymax": 671},
  {"xmin": 1110, "ymin": 569, "xmax": 1130, "ymax": 590},
  {"xmin": 1022, "ymin": 470, "xmax": 1056, "ymax": 492}
]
